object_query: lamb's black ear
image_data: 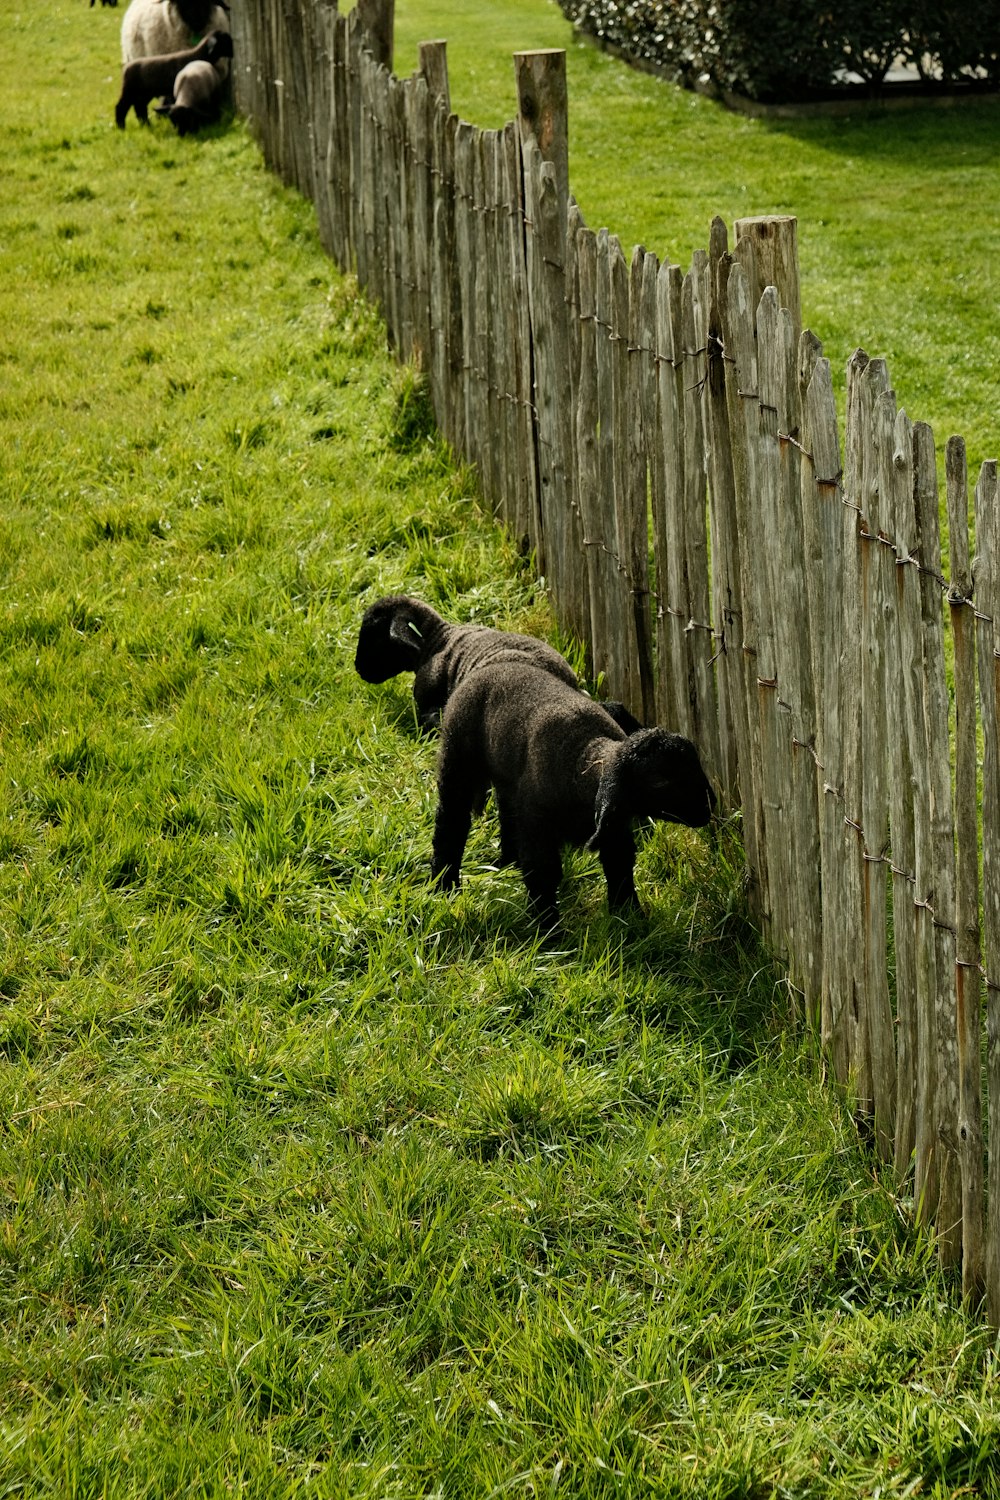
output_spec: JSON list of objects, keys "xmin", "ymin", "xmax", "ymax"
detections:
[{"xmin": 587, "ymin": 759, "xmax": 625, "ymax": 850}]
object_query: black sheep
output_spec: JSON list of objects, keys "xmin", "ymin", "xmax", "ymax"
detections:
[
  {"xmin": 430, "ymin": 661, "xmax": 715, "ymax": 925},
  {"xmin": 355, "ymin": 594, "xmax": 579, "ymax": 732},
  {"xmin": 115, "ymin": 29, "xmax": 232, "ymax": 127},
  {"xmin": 355, "ymin": 593, "xmax": 641, "ymax": 735}
]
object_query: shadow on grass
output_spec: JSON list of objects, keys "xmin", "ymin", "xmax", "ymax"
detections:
[
  {"xmin": 755, "ymin": 91, "xmax": 1000, "ymax": 162},
  {"xmin": 420, "ymin": 816, "xmax": 788, "ymax": 1073}
]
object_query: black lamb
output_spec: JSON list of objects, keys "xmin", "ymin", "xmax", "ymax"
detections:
[
  {"xmin": 355, "ymin": 594, "xmax": 641, "ymax": 735},
  {"xmin": 355, "ymin": 594, "xmax": 579, "ymax": 732},
  {"xmin": 430, "ymin": 661, "xmax": 715, "ymax": 926},
  {"xmin": 115, "ymin": 29, "xmax": 232, "ymax": 127}
]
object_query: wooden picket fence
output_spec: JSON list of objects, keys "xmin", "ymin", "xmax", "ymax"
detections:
[{"xmin": 230, "ymin": 0, "xmax": 1000, "ymax": 1316}]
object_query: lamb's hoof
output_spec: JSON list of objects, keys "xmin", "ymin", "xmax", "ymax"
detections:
[
  {"xmin": 529, "ymin": 901, "xmax": 561, "ymax": 936},
  {"xmin": 609, "ymin": 902, "xmax": 647, "ymax": 928}
]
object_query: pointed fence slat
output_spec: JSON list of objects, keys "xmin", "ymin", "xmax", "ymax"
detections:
[
  {"xmin": 683, "ymin": 256, "xmax": 719, "ymax": 780},
  {"xmin": 974, "ymin": 459, "xmax": 1000, "ymax": 1321},
  {"xmin": 891, "ymin": 407, "xmax": 940, "ymax": 1227},
  {"xmin": 799, "ymin": 341, "xmax": 843, "ymax": 1066},
  {"xmin": 572, "ymin": 224, "xmax": 609, "ymax": 678},
  {"xmin": 595, "ymin": 231, "xmax": 629, "ymax": 703},
  {"xmin": 705, "ymin": 218, "xmax": 742, "ymax": 808},
  {"xmin": 947, "ymin": 436, "xmax": 984, "ymax": 1302},
  {"xmin": 859, "ymin": 367, "xmax": 896, "ymax": 1158},
  {"xmin": 913, "ymin": 422, "xmax": 962, "ymax": 1264},
  {"xmin": 501, "ymin": 121, "xmax": 538, "ymax": 555},
  {"xmin": 753, "ymin": 287, "xmax": 795, "ymax": 967},
  {"xmin": 722, "ymin": 256, "xmax": 769, "ymax": 923},
  {"xmin": 654, "ymin": 261, "xmax": 689, "ymax": 740},
  {"xmin": 884, "ymin": 405, "xmax": 918, "ymax": 1185}
]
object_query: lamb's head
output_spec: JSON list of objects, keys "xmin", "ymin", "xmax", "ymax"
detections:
[
  {"xmin": 202, "ymin": 28, "xmax": 233, "ymax": 63},
  {"xmin": 590, "ymin": 728, "xmax": 715, "ymax": 843},
  {"xmin": 154, "ymin": 60, "xmax": 221, "ymax": 133},
  {"xmin": 355, "ymin": 595, "xmax": 436, "ymax": 683},
  {"xmin": 174, "ymin": 0, "xmax": 229, "ymax": 34}
]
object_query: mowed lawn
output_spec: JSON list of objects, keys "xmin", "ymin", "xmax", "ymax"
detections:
[
  {"xmin": 393, "ymin": 0, "xmax": 1000, "ymax": 482},
  {"xmin": 1, "ymin": 2, "xmax": 999, "ymax": 1497}
]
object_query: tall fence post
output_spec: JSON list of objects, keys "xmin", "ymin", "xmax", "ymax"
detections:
[
  {"xmin": 418, "ymin": 39, "xmax": 450, "ymax": 110},
  {"xmin": 515, "ymin": 51, "xmax": 575, "ymax": 635},
  {"xmin": 734, "ymin": 215, "xmax": 801, "ymax": 338}
]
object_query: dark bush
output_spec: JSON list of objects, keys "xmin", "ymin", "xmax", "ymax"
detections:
[
  {"xmin": 907, "ymin": 0, "xmax": 1000, "ymax": 85},
  {"xmin": 556, "ymin": 0, "xmax": 1000, "ymax": 102}
]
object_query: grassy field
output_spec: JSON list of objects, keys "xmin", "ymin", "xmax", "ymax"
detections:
[
  {"xmin": 392, "ymin": 0, "xmax": 1000, "ymax": 482},
  {"xmin": 2, "ymin": 1, "xmax": 1000, "ymax": 1496}
]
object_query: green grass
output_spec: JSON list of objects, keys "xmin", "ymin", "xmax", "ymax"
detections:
[
  {"xmin": 392, "ymin": 0, "xmax": 1000, "ymax": 481},
  {"xmin": 2, "ymin": 2, "xmax": 1000, "ymax": 1496}
]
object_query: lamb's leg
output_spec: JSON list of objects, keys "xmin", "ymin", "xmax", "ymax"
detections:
[
  {"xmin": 520, "ymin": 842, "xmax": 563, "ymax": 929},
  {"xmin": 430, "ymin": 747, "xmax": 482, "ymax": 892},
  {"xmin": 495, "ymin": 792, "xmax": 518, "ymax": 868},
  {"xmin": 596, "ymin": 828, "xmax": 640, "ymax": 912},
  {"xmin": 431, "ymin": 797, "xmax": 473, "ymax": 891}
]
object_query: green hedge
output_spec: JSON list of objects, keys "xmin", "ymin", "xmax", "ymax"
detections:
[{"xmin": 556, "ymin": 0, "xmax": 1000, "ymax": 101}]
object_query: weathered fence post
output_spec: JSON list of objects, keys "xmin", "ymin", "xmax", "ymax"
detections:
[
  {"xmin": 418, "ymin": 39, "xmax": 451, "ymax": 411},
  {"xmin": 734, "ymin": 215, "xmax": 801, "ymax": 338},
  {"xmin": 514, "ymin": 50, "xmax": 568, "ymax": 223}
]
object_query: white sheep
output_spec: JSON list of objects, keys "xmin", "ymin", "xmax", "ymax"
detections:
[{"xmin": 121, "ymin": 0, "xmax": 231, "ymax": 80}]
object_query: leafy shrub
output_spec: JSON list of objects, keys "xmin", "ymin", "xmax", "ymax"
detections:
[
  {"xmin": 908, "ymin": 0, "xmax": 1000, "ymax": 85},
  {"xmin": 556, "ymin": 0, "xmax": 1000, "ymax": 101}
]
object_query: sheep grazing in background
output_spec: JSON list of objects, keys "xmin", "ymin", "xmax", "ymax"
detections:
[
  {"xmin": 154, "ymin": 57, "xmax": 227, "ymax": 133},
  {"xmin": 121, "ymin": 0, "xmax": 231, "ymax": 78},
  {"xmin": 115, "ymin": 29, "xmax": 232, "ymax": 127},
  {"xmin": 430, "ymin": 660, "xmax": 715, "ymax": 926},
  {"xmin": 354, "ymin": 593, "xmax": 641, "ymax": 735},
  {"xmin": 92, "ymin": 1, "xmax": 119, "ymax": 9}
]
